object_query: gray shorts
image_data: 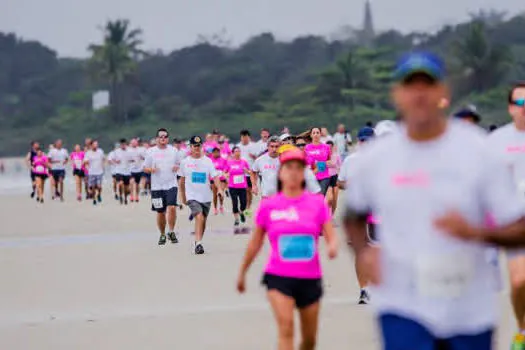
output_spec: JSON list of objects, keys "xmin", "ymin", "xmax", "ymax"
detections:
[
  {"xmin": 187, "ymin": 200, "xmax": 211, "ymax": 218},
  {"xmin": 88, "ymin": 174, "xmax": 103, "ymax": 187}
]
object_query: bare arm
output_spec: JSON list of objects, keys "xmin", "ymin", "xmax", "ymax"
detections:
[{"xmin": 180, "ymin": 177, "xmax": 187, "ymax": 204}]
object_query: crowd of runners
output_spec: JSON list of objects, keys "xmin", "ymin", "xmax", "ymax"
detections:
[{"xmin": 15, "ymin": 50, "xmax": 525, "ymax": 349}]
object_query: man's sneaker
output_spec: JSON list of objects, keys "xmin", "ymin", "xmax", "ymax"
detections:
[
  {"xmin": 511, "ymin": 333, "xmax": 525, "ymax": 350},
  {"xmin": 194, "ymin": 243, "xmax": 205, "ymax": 255},
  {"xmin": 158, "ymin": 235, "xmax": 167, "ymax": 245},
  {"xmin": 30, "ymin": 191, "xmax": 35, "ymax": 198},
  {"xmin": 93, "ymin": 199, "xmax": 97, "ymax": 206},
  {"xmin": 220, "ymin": 206, "xmax": 225, "ymax": 214},
  {"xmin": 189, "ymin": 214, "xmax": 194, "ymax": 221},
  {"xmin": 240, "ymin": 213, "xmax": 246, "ymax": 223},
  {"xmin": 97, "ymin": 194, "xmax": 102, "ymax": 203},
  {"xmin": 244, "ymin": 209, "xmax": 252, "ymax": 217},
  {"xmin": 213, "ymin": 208, "xmax": 218, "ymax": 215},
  {"xmin": 114, "ymin": 193, "xmax": 119, "ymax": 200},
  {"xmin": 167, "ymin": 232, "xmax": 179, "ymax": 244},
  {"xmin": 358, "ymin": 289, "xmax": 370, "ymax": 305}
]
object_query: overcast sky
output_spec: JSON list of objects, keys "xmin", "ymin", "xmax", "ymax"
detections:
[{"xmin": 2, "ymin": 0, "xmax": 522, "ymax": 57}]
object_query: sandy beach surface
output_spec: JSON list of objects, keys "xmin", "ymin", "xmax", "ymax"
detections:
[{"xmin": 0, "ymin": 160, "xmax": 517, "ymax": 349}]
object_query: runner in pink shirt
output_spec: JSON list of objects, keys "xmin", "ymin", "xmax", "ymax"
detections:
[
  {"xmin": 203, "ymin": 134, "xmax": 219, "ymax": 156},
  {"xmin": 210, "ymin": 148, "xmax": 228, "ymax": 215},
  {"xmin": 226, "ymin": 147, "xmax": 250, "ymax": 231},
  {"xmin": 304, "ymin": 127, "xmax": 332, "ymax": 196},
  {"xmin": 237, "ymin": 148, "xmax": 338, "ymax": 350},
  {"xmin": 70, "ymin": 144, "xmax": 85, "ymax": 201},
  {"xmin": 32, "ymin": 147, "xmax": 50, "ymax": 203},
  {"xmin": 219, "ymin": 136, "xmax": 232, "ymax": 159}
]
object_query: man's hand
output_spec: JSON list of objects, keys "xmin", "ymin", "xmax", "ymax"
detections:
[{"xmin": 434, "ymin": 210, "xmax": 481, "ymax": 242}]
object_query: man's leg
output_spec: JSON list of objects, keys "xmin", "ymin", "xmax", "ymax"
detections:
[
  {"xmin": 157, "ymin": 212, "xmax": 166, "ymax": 236},
  {"xmin": 509, "ymin": 256, "xmax": 525, "ymax": 331}
]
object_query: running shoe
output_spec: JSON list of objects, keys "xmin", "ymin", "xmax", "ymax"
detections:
[
  {"xmin": 167, "ymin": 232, "xmax": 179, "ymax": 244},
  {"xmin": 40, "ymin": 198, "xmax": 44, "ymax": 203},
  {"xmin": 158, "ymin": 234, "xmax": 167, "ymax": 245},
  {"xmin": 240, "ymin": 213, "xmax": 246, "ymax": 223},
  {"xmin": 93, "ymin": 199, "xmax": 97, "ymax": 206},
  {"xmin": 220, "ymin": 206, "xmax": 225, "ymax": 214},
  {"xmin": 97, "ymin": 194, "xmax": 102, "ymax": 203},
  {"xmin": 244, "ymin": 209, "xmax": 252, "ymax": 217},
  {"xmin": 511, "ymin": 333, "xmax": 525, "ymax": 350},
  {"xmin": 213, "ymin": 208, "xmax": 219, "ymax": 216},
  {"xmin": 119, "ymin": 196, "xmax": 123, "ymax": 205},
  {"xmin": 358, "ymin": 289, "xmax": 370, "ymax": 305},
  {"xmin": 124, "ymin": 198, "xmax": 128, "ymax": 205},
  {"xmin": 194, "ymin": 243, "xmax": 205, "ymax": 255},
  {"xmin": 77, "ymin": 195, "xmax": 82, "ymax": 202},
  {"xmin": 30, "ymin": 191, "xmax": 35, "ymax": 198},
  {"xmin": 114, "ymin": 193, "xmax": 119, "ymax": 200},
  {"xmin": 189, "ymin": 214, "xmax": 194, "ymax": 221}
]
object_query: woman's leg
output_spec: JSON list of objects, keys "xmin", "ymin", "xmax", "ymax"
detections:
[
  {"xmin": 75, "ymin": 175, "xmax": 81, "ymax": 199},
  {"xmin": 267, "ymin": 290, "xmax": 296, "ymax": 350},
  {"xmin": 36, "ymin": 177, "xmax": 43, "ymax": 200},
  {"xmin": 230, "ymin": 188, "xmax": 240, "ymax": 220},
  {"xmin": 298, "ymin": 302, "xmax": 321, "ymax": 350},
  {"xmin": 331, "ymin": 186, "xmax": 339, "ymax": 215},
  {"xmin": 212, "ymin": 184, "xmax": 218, "ymax": 210},
  {"xmin": 239, "ymin": 188, "xmax": 248, "ymax": 213}
]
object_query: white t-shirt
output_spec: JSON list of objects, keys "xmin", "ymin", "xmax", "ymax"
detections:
[
  {"xmin": 143, "ymin": 145, "xmax": 181, "ymax": 191},
  {"xmin": 254, "ymin": 140, "xmax": 268, "ymax": 157},
  {"xmin": 252, "ymin": 153, "xmax": 280, "ymax": 197},
  {"xmin": 110, "ymin": 148, "xmax": 133, "ymax": 176},
  {"xmin": 237, "ymin": 142, "xmax": 258, "ymax": 168},
  {"xmin": 48, "ymin": 148, "xmax": 69, "ymax": 170},
  {"xmin": 345, "ymin": 120, "xmax": 525, "ymax": 337},
  {"xmin": 85, "ymin": 149, "xmax": 105, "ymax": 176},
  {"xmin": 108, "ymin": 150, "xmax": 116, "ymax": 175},
  {"xmin": 128, "ymin": 146, "xmax": 147, "ymax": 173},
  {"xmin": 487, "ymin": 123, "xmax": 525, "ymax": 191},
  {"xmin": 332, "ymin": 132, "xmax": 352, "ymax": 155},
  {"xmin": 180, "ymin": 156, "xmax": 218, "ymax": 203},
  {"xmin": 337, "ymin": 152, "xmax": 359, "ymax": 184}
]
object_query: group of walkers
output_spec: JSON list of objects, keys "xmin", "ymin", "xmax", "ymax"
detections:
[{"xmin": 20, "ymin": 50, "xmax": 525, "ymax": 350}]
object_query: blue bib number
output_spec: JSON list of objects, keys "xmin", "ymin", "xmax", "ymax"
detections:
[
  {"xmin": 278, "ymin": 234, "xmax": 315, "ymax": 261},
  {"xmin": 316, "ymin": 161, "xmax": 327, "ymax": 172},
  {"xmin": 191, "ymin": 172, "xmax": 207, "ymax": 184}
]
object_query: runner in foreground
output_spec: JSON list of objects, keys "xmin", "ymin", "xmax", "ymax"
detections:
[
  {"xmin": 143, "ymin": 128, "xmax": 182, "ymax": 245},
  {"xmin": 344, "ymin": 52, "xmax": 525, "ymax": 349},
  {"xmin": 237, "ymin": 148, "xmax": 338, "ymax": 350},
  {"xmin": 180, "ymin": 136, "xmax": 223, "ymax": 255}
]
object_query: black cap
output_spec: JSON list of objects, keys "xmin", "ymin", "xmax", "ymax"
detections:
[
  {"xmin": 453, "ymin": 105, "xmax": 481, "ymax": 123},
  {"xmin": 189, "ymin": 136, "xmax": 202, "ymax": 145}
]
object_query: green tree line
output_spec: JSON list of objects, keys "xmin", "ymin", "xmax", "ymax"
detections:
[{"xmin": 0, "ymin": 13, "xmax": 524, "ymax": 155}]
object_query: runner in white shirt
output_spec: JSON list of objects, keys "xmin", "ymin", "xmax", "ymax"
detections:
[
  {"xmin": 83, "ymin": 140, "xmax": 105, "ymax": 205},
  {"xmin": 143, "ymin": 128, "xmax": 182, "ymax": 246},
  {"xmin": 110, "ymin": 139, "xmax": 133, "ymax": 205},
  {"xmin": 48, "ymin": 139, "xmax": 68, "ymax": 201},
  {"xmin": 344, "ymin": 52, "xmax": 525, "ymax": 348},
  {"xmin": 251, "ymin": 137, "xmax": 281, "ymax": 198},
  {"xmin": 486, "ymin": 82, "xmax": 525, "ymax": 349},
  {"xmin": 237, "ymin": 130, "xmax": 258, "ymax": 213},
  {"xmin": 128, "ymin": 138, "xmax": 146, "ymax": 203},
  {"xmin": 107, "ymin": 145, "xmax": 119, "ymax": 200},
  {"xmin": 332, "ymin": 124, "xmax": 353, "ymax": 159},
  {"xmin": 180, "ymin": 136, "xmax": 224, "ymax": 255},
  {"xmin": 254, "ymin": 128, "xmax": 270, "ymax": 157}
]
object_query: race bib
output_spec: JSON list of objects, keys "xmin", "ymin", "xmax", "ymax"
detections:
[
  {"xmin": 191, "ymin": 172, "xmax": 207, "ymax": 184},
  {"xmin": 278, "ymin": 234, "xmax": 315, "ymax": 262},
  {"xmin": 316, "ymin": 161, "xmax": 327, "ymax": 172},
  {"xmin": 74, "ymin": 159, "xmax": 82, "ymax": 169},
  {"xmin": 152, "ymin": 198, "xmax": 163, "ymax": 209},
  {"xmin": 35, "ymin": 165, "xmax": 45, "ymax": 173},
  {"xmin": 415, "ymin": 253, "xmax": 474, "ymax": 299},
  {"xmin": 233, "ymin": 175, "xmax": 245, "ymax": 185}
]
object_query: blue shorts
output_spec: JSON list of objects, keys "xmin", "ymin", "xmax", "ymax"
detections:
[{"xmin": 379, "ymin": 314, "xmax": 493, "ymax": 350}]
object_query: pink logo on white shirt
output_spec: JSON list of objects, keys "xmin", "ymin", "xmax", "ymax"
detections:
[{"xmin": 391, "ymin": 171, "xmax": 430, "ymax": 187}]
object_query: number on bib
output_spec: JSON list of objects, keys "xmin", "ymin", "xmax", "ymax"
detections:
[
  {"xmin": 152, "ymin": 198, "xmax": 163, "ymax": 209},
  {"xmin": 316, "ymin": 161, "xmax": 327, "ymax": 172},
  {"xmin": 233, "ymin": 175, "xmax": 245, "ymax": 185},
  {"xmin": 191, "ymin": 172, "xmax": 207, "ymax": 184},
  {"xmin": 278, "ymin": 234, "xmax": 315, "ymax": 262},
  {"xmin": 415, "ymin": 254, "xmax": 474, "ymax": 299}
]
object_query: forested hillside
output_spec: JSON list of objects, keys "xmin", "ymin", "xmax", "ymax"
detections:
[{"xmin": 1, "ymin": 12, "xmax": 525, "ymax": 155}]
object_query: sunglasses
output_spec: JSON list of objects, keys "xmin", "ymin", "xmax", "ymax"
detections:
[
  {"xmin": 511, "ymin": 99, "xmax": 525, "ymax": 107},
  {"xmin": 158, "ymin": 134, "xmax": 169, "ymax": 139},
  {"xmin": 296, "ymin": 143, "xmax": 306, "ymax": 147}
]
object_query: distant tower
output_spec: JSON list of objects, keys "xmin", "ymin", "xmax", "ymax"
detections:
[{"xmin": 361, "ymin": 0, "xmax": 375, "ymax": 47}]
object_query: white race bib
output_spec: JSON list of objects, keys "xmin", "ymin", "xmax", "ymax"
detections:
[
  {"xmin": 415, "ymin": 253, "xmax": 474, "ymax": 299},
  {"xmin": 152, "ymin": 198, "xmax": 163, "ymax": 209},
  {"xmin": 233, "ymin": 175, "xmax": 245, "ymax": 185},
  {"xmin": 35, "ymin": 165, "xmax": 45, "ymax": 173},
  {"xmin": 74, "ymin": 159, "xmax": 82, "ymax": 168}
]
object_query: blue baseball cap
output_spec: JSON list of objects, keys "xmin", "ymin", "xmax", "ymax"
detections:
[
  {"xmin": 394, "ymin": 52, "xmax": 445, "ymax": 82},
  {"xmin": 453, "ymin": 105, "xmax": 481, "ymax": 123},
  {"xmin": 357, "ymin": 126, "xmax": 375, "ymax": 142}
]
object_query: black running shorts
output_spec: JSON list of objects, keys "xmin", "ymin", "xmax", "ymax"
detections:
[
  {"xmin": 261, "ymin": 273, "xmax": 323, "ymax": 309},
  {"xmin": 151, "ymin": 187, "xmax": 178, "ymax": 213}
]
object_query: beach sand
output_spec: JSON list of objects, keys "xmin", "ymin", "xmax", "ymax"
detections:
[{"xmin": 0, "ymin": 168, "xmax": 517, "ymax": 349}]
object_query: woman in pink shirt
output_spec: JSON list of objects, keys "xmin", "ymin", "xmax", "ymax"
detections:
[
  {"xmin": 219, "ymin": 136, "xmax": 232, "ymax": 160},
  {"xmin": 226, "ymin": 147, "xmax": 250, "ymax": 232},
  {"xmin": 32, "ymin": 147, "xmax": 50, "ymax": 203},
  {"xmin": 237, "ymin": 148, "xmax": 338, "ymax": 350},
  {"xmin": 70, "ymin": 144, "xmax": 85, "ymax": 201},
  {"xmin": 210, "ymin": 148, "xmax": 227, "ymax": 215},
  {"xmin": 325, "ymin": 141, "xmax": 342, "ymax": 215},
  {"xmin": 304, "ymin": 127, "xmax": 332, "ymax": 196}
]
